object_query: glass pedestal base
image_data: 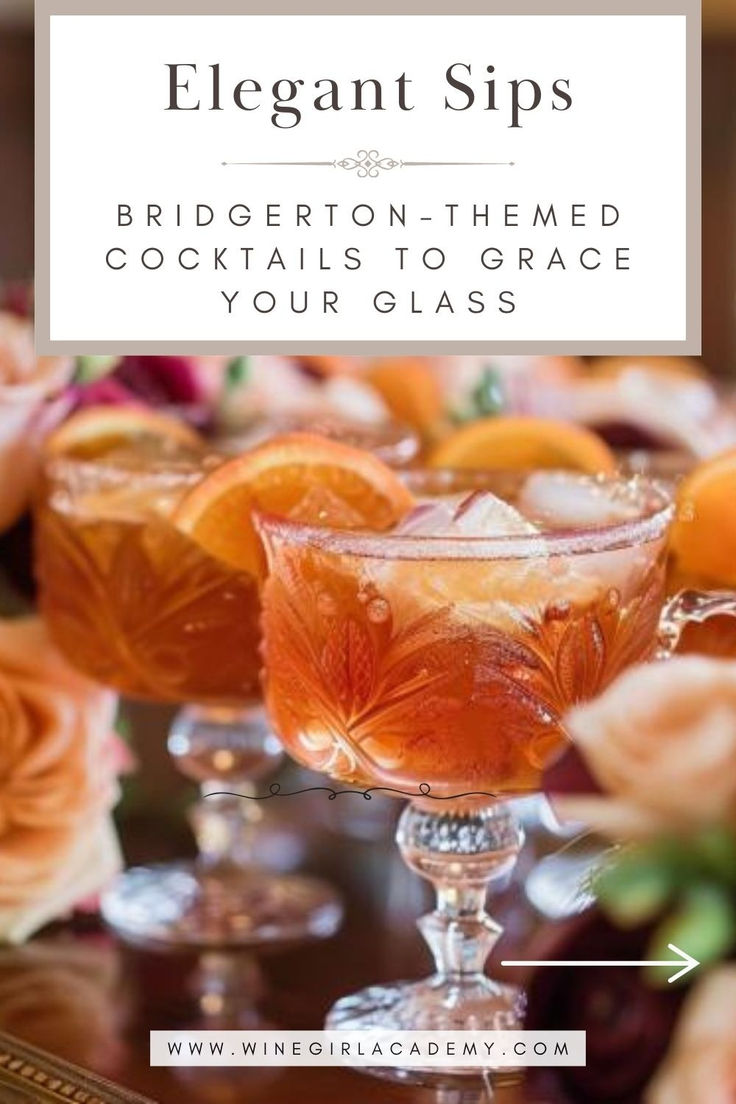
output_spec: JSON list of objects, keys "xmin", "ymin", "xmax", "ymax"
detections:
[
  {"xmin": 327, "ymin": 975, "xmax": 525, "ymax": 1034},
  {"xmin": 327, "ymin": 976, "xmax": 524, "ymax": 1089},
  {"xmin": 100, "ymin": 861, "xmax": 343, "ymax": 949}
]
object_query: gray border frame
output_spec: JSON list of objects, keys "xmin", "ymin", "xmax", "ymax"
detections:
[{"xmin": 35, "ymin": 0, "xmax": 701, "ymax": 355}]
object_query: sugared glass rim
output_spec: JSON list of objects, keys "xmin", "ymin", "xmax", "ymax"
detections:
[
  {"xmin": 43, "ymin": 450, "xmax": 210, "ymax": 489},
  {"xmin": 217, "ymin": 412, "xmax": 420, "ymax": 468},
  {"xmin": 256, "ymin": 471, "xmax": 674, "ymax": 562}
]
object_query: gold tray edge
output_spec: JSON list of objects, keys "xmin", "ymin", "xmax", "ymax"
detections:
[{"xmin": 0, "ymin": 1031, "xmax": 158, "ymax": 1104}]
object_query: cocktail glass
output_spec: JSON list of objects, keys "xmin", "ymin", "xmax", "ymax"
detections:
[
  {"xmin": 35, "ymin": 443, "xmax": 342, "ymax": 948},
  {"xmin": 256, "ymin": 469, "xmax": 736, "ymax": 1080},
  {"xmin": 219, "ymin": 413, "xmax": 420, "ymax": 469}
]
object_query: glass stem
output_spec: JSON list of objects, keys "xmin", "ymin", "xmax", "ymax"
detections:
[
  {"xmin": 192, "ymin": 781, "xmax": 260, "ymax": 872},
  {"xmin": 326, "ymin": 798, "xmax": 525, "ymax": 1036},
  {"xmin": 191, "ymin": 951, "xmax": 264, "ymax": 1026},
  {"xmin": 397, "ymin": 800, "xmax": 524, "ymax": 993},
  {"xmin": 420, "ymin": 883, "xmax": 501, "ymax": 982},
  {"xmin": 167, "ymin": 703, "xmax": 283, "ymax": 874},
  {"xmin": 434, "ymin": 1090, "xmax": 493, "ymax": 1104}
]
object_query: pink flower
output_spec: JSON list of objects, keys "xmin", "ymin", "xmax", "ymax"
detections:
[
  {"xmin": 0, "ymin": 312, "xmax": 73, "ymax": 534},
  {"xmin": 0, "ymin": 617, "xmax": 123, "ymax": 942},
  {"xmin": 646, "ymin": 966, "xmax": 736, "ymax": 1103},
  {"xmin": 65, "ymin": 356, "xmax": 230, "ymax": 429},
  {"xmin": 553, "ymin": 657, "xmax": 736, "ymax": 839},
  {"xmin": 65, "ymin": 376, "xmax": 144, "ymax": 409}
]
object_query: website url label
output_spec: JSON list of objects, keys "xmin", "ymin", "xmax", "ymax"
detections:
[{"xmin": 150, "ymin": 1030, "xmax": 586, "ymax": 1068}]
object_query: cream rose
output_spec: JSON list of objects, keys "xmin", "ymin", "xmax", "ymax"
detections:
[
  {"xmin": 0, "ymin": 616, "xmax": 122, "ymax": 942},
  {"xmin": 0, "ymin": 312, "xmax": 73, "ymax": 534},
  {"xmin": 646, "ymin": 966, "xmax": 736, "ymax": 1104},
  {"xmin": 556, "ymin": 657, "xmax": 736, "ymax": 839}
]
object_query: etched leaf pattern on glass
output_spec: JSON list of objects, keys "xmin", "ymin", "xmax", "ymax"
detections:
[
  {"xmin": 36, "ymin": 509, "xmax": 262, "ymax": 704},
  {"xmin": 262, "ymin": 546, "xmax": 665, "ymax": 793}
]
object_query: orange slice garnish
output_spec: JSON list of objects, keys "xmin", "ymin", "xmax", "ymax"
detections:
[
  {"xmin": 429, "ymin": 415, "xmax": 616, "ymax": 474},
  {"xmin": 366, "ymin": 359, "xmax": 444, "ymax": 438},
  {"xmin": 45, "ymin": 405, "xmax": 203, "ymax": 459},
  {"xmin": 669, "ymin": 448, "xmax": 736, "ymax": 588},
  {"xmin": 173, "ymin": 432, "xmax": 414, "ymax": 574}
]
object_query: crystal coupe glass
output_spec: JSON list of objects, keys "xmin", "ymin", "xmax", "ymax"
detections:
[
  {"xmin": 35, "ymin": 443, "xmax": 342, "ymax": 948},
  {"xmin": 257, "ymin": 469, "xmax": 736, "ymax": 1077}
]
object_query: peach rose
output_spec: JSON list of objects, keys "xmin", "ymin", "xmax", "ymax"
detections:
[
  {"xmin": 0, "ymin": 312, "xmax": 73, "ymax": 533},
  {"xmin": 646, "ymin": 966, "xmax": 736, "ymax": 1104},
  {"xmin": 556, "ymin": 657, "xmax": 736, "ymax": 839},
  {"xmin": 0, "ymin": 616, "xmax": 122, "ymax": 942}
]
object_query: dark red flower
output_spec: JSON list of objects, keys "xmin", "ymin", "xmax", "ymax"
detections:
[
  {"xmin": 543, "ymin": 744, "xmax": 603, "ymax": 799},
  {"xmin": 113, "ymin": 357, "xmax": 207, "ymax": 406},
  {"xmin": 1, "ymin": 281, "xmax": 34, "ymax": 319},
  {"xmin": 524, "ymin": 908, "xmax": 686, "ymax": 1103}
]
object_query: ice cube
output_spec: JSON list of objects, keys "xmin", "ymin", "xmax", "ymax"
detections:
[
  {"xmin": 518, "ymin": 472, "xmax": 640, "ymax": 529},
  {"xmin": 517, "ymin": 473, "xmax": 657, "ymax": 603},
  {"xmin": 380, "ymin": 487, "xmax": 616, "ymax": 638},
  {"xmin": 387, "ymin": 491, "xmax": 554, "ymax": 624},
  {"xmin": 396, "ymin": 490, "xmax": 539, "ymax": 538},
  {"xmin": 451, "ymin": 489, "xmax": 539, "ymax": 537},
  {"xmin": 394, "ymin": 495, "xmax": 465, "ymax": 537}
]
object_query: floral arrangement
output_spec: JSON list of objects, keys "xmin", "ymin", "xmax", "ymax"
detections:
[
  {"xmin": 0, "ymin": 292, "xmax": 244, "ymax": 550},
  {"xmin": 0, "ymin": 311, "xmax": 73, "ymax": 534},
  {"xmin": 0, "ymin": 616, "xmax": 127, "ymax": 943},
  {"xmin": 531, "ymin": 655, "xmax": 736, "ymax": 1102}
]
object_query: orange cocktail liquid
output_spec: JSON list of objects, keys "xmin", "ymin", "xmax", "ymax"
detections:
[
  {"xmin": 36, "ymin": 453, "xmax": 261, "ymax": 705},
  {"xmin": 261, "ymin": 530, "xmax": 668, "ymax": 797}
]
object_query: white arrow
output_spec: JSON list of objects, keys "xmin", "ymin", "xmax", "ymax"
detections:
[{"xmin": 501, "ymin": 943, "xmax": 699, "ymax": 985}]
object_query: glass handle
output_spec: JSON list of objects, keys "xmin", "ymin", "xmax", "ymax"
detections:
[{"xmin": 657, "ymin": 588, "xmax": 736, "ymax": 659}]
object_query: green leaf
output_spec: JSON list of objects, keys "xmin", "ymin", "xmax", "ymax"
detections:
[
  {"xmin": 596, "ymin": 849, "xmax": 677, "ymax": 928},
  {"xmin": 226, "ymin": 356, "xmax": 250, "ymax": 390},
  {"xmin": 646, "ymin": 883, "xmax": 736, "ymax": 987},
  {"xmin": 74, "ymin": 355, "xmax": 118, "ymax": 382},
  {"xmin": 450, "ymin": 365, "xmax": 506, "ymax": 423},
  {"xmin": 470, "ymin": 366, "xmax": 505, "ymax": 417},
  {"xmin": 691, "ymin": 827, "xmax": 736, "ymax": 886},
  {"xmin": 114, "ymin": 705, "xmax": 132, "ymax": 743}
]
